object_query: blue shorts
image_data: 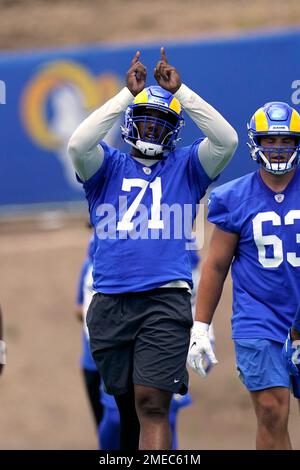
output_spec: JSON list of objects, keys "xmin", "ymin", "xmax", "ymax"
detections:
[{"xmin": 234, "ymin": 339, "xmax": 290, "ymax": 392}]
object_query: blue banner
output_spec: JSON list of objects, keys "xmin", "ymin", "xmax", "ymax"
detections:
[{"xmin": 0, "ymin": 29, "xmax": 299, "ymax": 211}]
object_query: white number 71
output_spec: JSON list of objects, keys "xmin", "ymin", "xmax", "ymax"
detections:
[{"xmin": 117, "ymin": 177, "xmax": 164, "ymax": 231}]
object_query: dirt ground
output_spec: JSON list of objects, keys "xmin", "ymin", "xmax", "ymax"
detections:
[
  {"xmin": 0, "ymin": 214, "xmax": 299, "ymax": 450},
  {"xmin": 1, "ymin": 0, "xmax": 300, "ymax": 51}
]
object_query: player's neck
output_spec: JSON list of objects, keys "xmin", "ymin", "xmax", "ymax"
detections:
[
  {"xmin": 130, "ymin": 148, "xmax": 164, "ymax": 166},
  {"xmin": 259, "ymin": 167, "xmax": 297, "ymax": 193}
]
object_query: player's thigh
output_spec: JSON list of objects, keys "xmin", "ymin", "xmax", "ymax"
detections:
[
  {"xmin": 134, "ymin": 384, "xmax": 173, "ymax": 414},
  {"xmin": 234, "ymin": 338, "xmax": 291, "ymax": 392},
  {"xmin": 93, "ymin": 344, "xmax": 134, "ymax": 395},
  {"xmin": 87, "ymin": 293, "xmax": 131, "ymax": 348},
  {"xmin": 87, "ymin": 293, "xmax": 137, "ymax": 395},
  {"xmin": 133, "ymin": 289, "xmax": 193, "ymax": 395}
]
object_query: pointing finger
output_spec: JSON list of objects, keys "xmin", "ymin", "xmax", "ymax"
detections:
[
  {"xmin": 160, "ymin": 46, "xmax": 168, "ymax": 63},
  {"xmin": 131, "ymin": 50, "xmax": 141, "ymax": 65}
]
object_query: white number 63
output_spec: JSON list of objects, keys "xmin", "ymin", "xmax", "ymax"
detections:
[{"xmin": 252, "ymin": 210, "xmax": 300, "ymax": 268}]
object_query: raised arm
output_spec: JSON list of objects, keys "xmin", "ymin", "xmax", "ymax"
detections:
[
  {"xmin": 68, "ymin": 51, "xmax": 147, "ymax": 181},
  {"xmin": 154, "ymin": 47, "xmax": 238, "ymax": 179}
]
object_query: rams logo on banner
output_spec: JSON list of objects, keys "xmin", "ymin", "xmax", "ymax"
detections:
[{"xmin": 21, "ymin": 61, "xmax": 122, "ymax": 187}]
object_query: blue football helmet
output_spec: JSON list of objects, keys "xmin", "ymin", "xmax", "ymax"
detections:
[
  {"xmin": 121, "ymin": 86, "xmax": 184, "ymax": 157},
  {"xmin": 247, "ymin": 101, "xmax": 300, "ymax": 174}
]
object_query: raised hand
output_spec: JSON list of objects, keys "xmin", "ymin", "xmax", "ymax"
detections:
[
  {"xmin": 154, "ymin": 47, "xmax": 182, "ymax": 94},
  {"xmin": 126, "ymin": 51, "xmax": 147, "ymax": 96}
]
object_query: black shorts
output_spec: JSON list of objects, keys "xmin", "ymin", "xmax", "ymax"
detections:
[{"xmin": 86, "ymin": 288, "xmax": 193, "ymax": 396}]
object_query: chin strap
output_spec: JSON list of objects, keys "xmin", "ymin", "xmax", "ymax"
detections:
[
  {"xmin": 135, "ymin": 139, "xmax": 164, "ymax": 157},
  {"xmin": 124, "ymin": 137, "xmax": 165, "ymax": 158},
  {"xmin": 258, "ymin": 148, "xmax": 297, "ymax": 175},
  {"xmin": 248, "ymin": 140, "xmax": 298, "ymax": 175}
]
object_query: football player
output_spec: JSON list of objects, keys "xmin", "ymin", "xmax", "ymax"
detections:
[
  {"xmin": 188, "ymin": 101, "xmax": 300, "ymax": 449},
  {"xmin": 68, "ymin": 47, "xmax": 237, "ymax": 450}
]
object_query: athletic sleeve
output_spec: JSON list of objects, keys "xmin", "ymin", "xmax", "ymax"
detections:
[
  {"xmin": 187, "ymin": 139, "xmax": 214, "ymax": 201},
  {"xmin": 77, "ymin": 141, "xmax": 122, "ymax": 215},
  {"xmin": 68, "ymin": 87, "xmax": 134, "ymax": 181},
  {"xmin": 174, "ymin": 84, "xmax": 238, "ymax": 180}
]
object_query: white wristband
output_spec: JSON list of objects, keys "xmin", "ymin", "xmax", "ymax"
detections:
[
  {"xmin": 0, "ymin": 340, "xmax": 6, "ymax": 365},
  {"xmin": 193, "ymin": 321, "xmax": 210, "ymax": 332}
]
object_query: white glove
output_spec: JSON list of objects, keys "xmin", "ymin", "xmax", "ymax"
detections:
[{"xmin": 188, "ymin": 321, "xmax": 218, "ymax": 377}]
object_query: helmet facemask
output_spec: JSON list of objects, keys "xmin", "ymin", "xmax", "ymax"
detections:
[
  {"xmin": 121, "ymin": 86, "xmax": 184, "ymax": 158},
  {"xmin": 248, "ymin": 130, "xmax": 300, "ymax": 175},
  {"xmin": 247, "ymin": 102, "xmax": 300, "ymax": 175}
]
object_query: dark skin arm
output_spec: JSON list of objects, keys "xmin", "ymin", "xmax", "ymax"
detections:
[
  {"xmin": 126, "ymin": 51, "xmax": 147, "ymax": 97},
  {"xmin": 126, "ymin": 47, "xmax": 181, "ymax": 160},
  {"xmin": 126, "ymin": 51, "xmax": 148, "ymax": 158},
  {"xmin": 195, "ymin": 226, "xmax": 239, "ymax": 324}
]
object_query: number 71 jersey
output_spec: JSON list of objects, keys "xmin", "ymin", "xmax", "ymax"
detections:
[
  {"xmin": 208, "ymin": 168, "xmax": 300, "ymax": 343},
  {"xmin": 80, "ymin": 140, "xmax": 212, "ymax": 294}
]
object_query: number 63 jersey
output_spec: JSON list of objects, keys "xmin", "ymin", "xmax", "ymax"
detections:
[
  {"xmin": 208, "ymin": 168, "xmax": 300, "ymax": 343},
  {"xmin": 79, "ymin": 140, "xmax": 212, "ymax": 294}
]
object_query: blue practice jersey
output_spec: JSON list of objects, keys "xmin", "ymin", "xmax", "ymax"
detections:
[
  {"xmin": 77, "ymin": 237, "xmax": 98, "ymax": 371},
  {"xmin": 79, "ymin": 140, "xmax": 212, "ymax": 293},
  {"xmin": 293, "ymin": 303, "xmax": 300, "ymax": 333},
  {"xmin": 76, "ymin": 258, "xmax": 90, "ymax": 305},
  {"xmin": 77, "ymin": 258, "xmax": 97, "ymax": 371},
  {"xmin": 76, "ymin": 235, "xmax": 96, "ymax": 305},
  {"xmin": 187, "ymin": 237, "xmax": 201, "ymax": 270},
  {"xmin": 208, "ymin": 168, "xmax": 300, "ymax": 343}
]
